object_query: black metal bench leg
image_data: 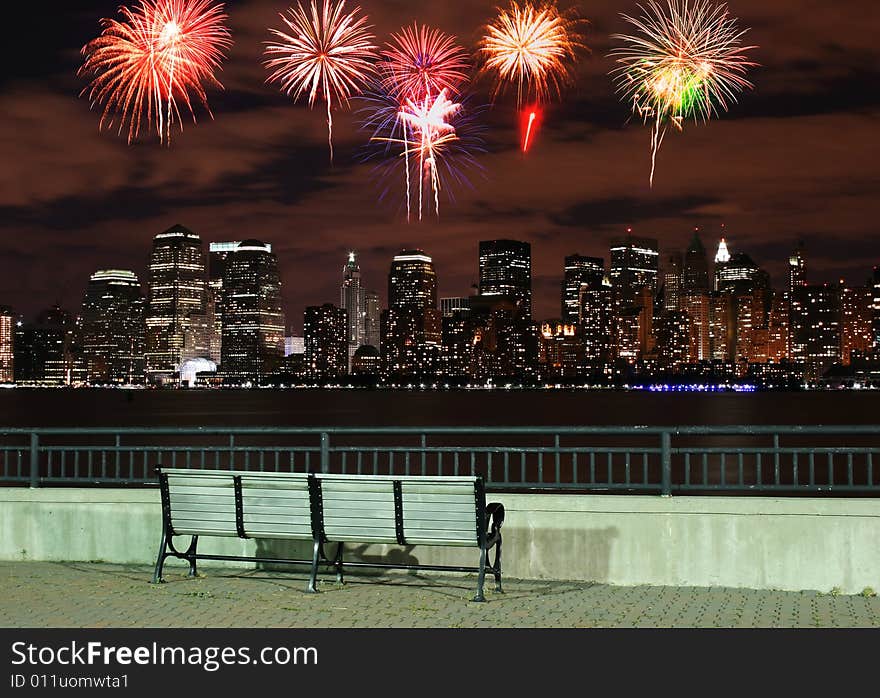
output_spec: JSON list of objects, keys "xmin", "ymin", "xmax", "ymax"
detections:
[
  {"xmin": 307, "ymin": 540, "xmax": 321, "ymax": 593},
  {"xmin": 334, "ymin": 543, "xmax": 345, "ymax": 585},
  {"xmin": 151, "ymin": 526, "xmax": 168, "ymax": 584},
  {"xmin": 473, "ymin": 546, "xmax": 488, "ymax": 602},
  {"xmin": 492, "ymin": 537, "xmax": 503, "ymax": 593},
  {"xmin": 186, "ymin": 536, "xmax": 199, "ymax": 577}
]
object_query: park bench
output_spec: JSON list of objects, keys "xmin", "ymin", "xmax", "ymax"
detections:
[{"xmin": 153, "ymin": 468, "xmax": 504, "ymax": 601}]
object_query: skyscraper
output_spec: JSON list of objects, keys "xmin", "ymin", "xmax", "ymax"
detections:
[
  {"xmin": 788, "ymin": 241, "xmax": 807, "ymax": 359},
  {"xmin": 80, "ymin": 270, "xmax": 145, "ymax": 384},
  {"xmin": 304, "ymin": 304, "xmax": 348, "ymax": 380},
  {"xmin": 220, "ymin": 240, "xmax": 285, "ymax": 382},
  {"xmin": 0, "ymin": 306, "xmax": 13, "ymax": 383},
  {"xmin": 388, "ymin": 249, "xmax": 438, "ymax": 310},
  {"xmin": 364, "ymin": 290, "xmax": 381, "ymax": 349},
  {"xmin": 145, "ymin": 225, "xmax": 207, "ymax": 383},
  {"xmin": 840, "ymin": 285, "xmax": 873, "ymax": 365},
  {"xmin": 340, "ymin": 251, "xmax": 366, "ymax": 363},
  {"xmin": 561, "ymin": 254, "xmax": 604, "ymax": 322},
  {"xmin": 662, "ymin": 251, "xmax": 683, "ymax": 313},
  {"xmin": 208, "ymin": 241, "xmax": 259, "ymax": 364},
  {"xmin": 683, "ymin": 231, "xmax": 710, "ymax": 292},
  {"xmin": 383, "ymin": 250, "xmax": 441, "ymax": 377},
  {"xmin": 579, "ymin": 276, "xmax": 616, "ymax": 363},
  {"xmin": 479, "ymin": 239, "xmax": 532, "ymax": 318},
  {"xmin": 791, "ymin": 283, "xmax": 841, "ymax": 376},
  {"xmin": 13, "ymin": 306, "xmax": 84, "ymax": 385},
  {"xmin": 682, "ymin": 291, "xmax": 710, "ymax": 362},
  {"xmin": 872, "ymin": 266, "xmax": 880, "ymax": 355},
  {"xmin": 609, "ymin": 233, "xmax": 659, "ymax": 306},
  {"xmin": 713, "ymin": 237, "xmax": 731, "ymax": 291}
]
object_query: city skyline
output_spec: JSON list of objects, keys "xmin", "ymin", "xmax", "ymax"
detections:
[
  {"xmin": 1, "ymin": 1, "xmax": 877, "ymax": 325},
  {"xmin": 3, "ymin": 225, "xmax": 877, "ymax": 387}
]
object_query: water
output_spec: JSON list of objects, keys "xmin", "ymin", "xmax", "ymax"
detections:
[{"xmin": 1, "ymin": 388, "xmax": 878, "ymax": 428}]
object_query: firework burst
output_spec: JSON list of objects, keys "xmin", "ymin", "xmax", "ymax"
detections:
[
  {"xmin": 478, "ymin": 1, "xmax": 586, "ymax": 108},
  {"xmin": 79, "ymin": 0, "xmax": 232, "ymax": 144},
  {"xmin": 264, "ymin": 0, "xmax": 378, "ymax": 161},
  {"xmin": 361, "ymin": 88, "xmax": 484, "ymax": 222},
  {"xmin": 379, "ymin": 24, "xmax": 470, "ymax": 103},
  {"xmin": 610, "ymin": 0, "xmax": 757, "ymax": 186}
]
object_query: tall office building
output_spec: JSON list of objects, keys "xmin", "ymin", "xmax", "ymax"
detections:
[
  {"xmin": 790, "ymin": 284, "xmax": 841, "ymax": 376},
  {"xmin": 207, "ymin": 241, "xmax": 260, "ymax": 364},
  {"xmin": 80, "ymin": 270, "xmax": 146, "ymax": 384},
  {"xmin": 579, "ymin": 276, "xmax": 616, "ymax": 362},
  {"xmin": 220, "ymin": 240, "xmax": 285, "ymax": 381},
  {"xmin": 0, "ymin": 306, "xmax": 13, "ymax": 383},
  {"xmin": 788, "ymin": 241, "xmax": 807, "ymax": 359},
  {"xmin": 840, "ymin": 285, "xmax": 873, "ymax": 365},
  {"xmin": 716, "ymin": 252, "xmax": 762, "ymax": 295},
  {"xmin": 872, "ymin": 266, "xmax": 880, "ymax": 354},
  {"xmin": 662, "ymin": 252, "xmax": 683, "ymax": 313},
  {"xmin": 561, "ymin": 254, "xmax": 604, "ymax": 322},
  {"xmin": 340, "ymin": 251, "xmax": 364, "ymax": 354},
  {"xmin": 713, "ymin": 237, "xmax": 731, "ymax": 291},
  {"xmin": 609, "ymin": 233, "xmax": 659, "ymax": 306},
  {"xmin": 383, "ymin": 249, "xmax": 441, "ymax": 377},
  {"xmin": 364, "ymin": 290, "xmax": 381, "ymax": 349},
  {"xmin": 13, "ymin": 305, "xmax": 84, "ymax": 385},
  {"xmin": 766, "ymin": 294, "xmax": 790, "ymax": 363},
  {"xmin": 479, "ymin": 239, "xmax": 532, "ymax": 318},
  {"xmin": 145, "ymin": 225, "xmax": 207, "ymax": 382},
  {"xmin": 388, "ymin": 249, "xmax": 437, "ymax": 310},
  {"xmin": 304, "ymin": 304, "xmax": 348, "ymax": 380},
  {"xmin": 683, "ymin": 231, "xmax": 710, "ymax": 292},
  {"xmin": 709, "ymin": 293, "xmax": 734, "ymax": 362},
  {"xmin": 682, "ymin": 291, "xmax": 710, "ymax": 362}
]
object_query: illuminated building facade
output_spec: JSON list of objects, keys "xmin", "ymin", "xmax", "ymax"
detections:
[
  {"xmin": 13, "ymin": 305, "xmax": 84, "ymax": 385},
  {"xmin": 662, "ymin": 251, "xmax": 682, "ymax": 312},
  {"xmin": 80, "ymin": 270, "xmax": 145, "ymax": 384},
  {"xmin": 682, "ymin": 291, "xmax": 711, "ymax": 363},
  {"xmin": 145, "ymin": 225, "xmax": 207, "ymax": 382},
  {"xmin": 579, "ymin": 277, "xmax": 616, "ymax": 362},
  {"xmin": 791, "ymin": 284, "xmax": 841, "ymax": 377},
  {"xmin": 304, "ymin": 303, "xmax": 348, "ymax": 381},
  {"xmin": 610, "ymin": 234, "xmax": 659, "ymax": 306},
  {"xmin": 220, "ymin": 240, "xmax": 285, "ymax": 381},
  {"xmin": 479, "ymin": 240, "xmax": 532, "ymax": 318},
  {"xmin": 382, "ymin": 250, "xmax": 441, "ymax": 377},
  {"xmin": 840, "ymin": 285, "xmax": 873, "ymax": 365},
  {"xmin": 561, "ymin": 254, "xmax": 604, "ymax": 322},
  {"xmin": 539, "ymin": 321, "xmax": 582, "ymax": 378},
  {"xmin": 683, "ymin": 231, "xmax": 710, "ymax": 293},
  {"xmin": 0, "ymin": 306, "xmax": 13, "ymax": 383}
]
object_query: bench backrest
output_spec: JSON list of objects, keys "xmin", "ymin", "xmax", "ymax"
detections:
[
  {"xmin": 316, "ymin": 474, "xmax": 483, "ymax": 547},
  {"xmin": 160, "ymin": 469, "xmax": 485, "ymax": 548},
  {"xmin": 161, "ymin": 469, "xmax": 312, "ymax": 540}
]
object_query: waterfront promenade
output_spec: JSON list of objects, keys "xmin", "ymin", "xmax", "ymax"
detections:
[{"xmin": 2, "ymin": 561, "xmax": 879, "ymax": 628}]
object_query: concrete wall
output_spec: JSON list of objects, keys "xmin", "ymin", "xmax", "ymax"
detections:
[{"xmin": 1, "ymin": 488, "xmax": 878, "ymax": 593}]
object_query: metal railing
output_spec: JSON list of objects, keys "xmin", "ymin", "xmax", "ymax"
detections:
[{"xmin": 1, "ymin": 426, "xmax": 878, "ymax": 495}]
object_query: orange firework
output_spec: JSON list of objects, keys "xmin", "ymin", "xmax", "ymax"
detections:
[
  {"xmin": 478, "ymin": 1, "xmax": 586, "ymax": 108},
  {"xmin": 79, "ymin": 0, "xmax": 232, "ymax": 145}
]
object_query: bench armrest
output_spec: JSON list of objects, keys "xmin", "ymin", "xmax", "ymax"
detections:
[{"xmin": 486, "ymin": 502, "xmax": 505, "ymax": 539}]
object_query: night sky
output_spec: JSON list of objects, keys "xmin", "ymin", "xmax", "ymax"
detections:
[{"xmin": 2, "ymin": 0, "xmax": 877, "ymax": 330}]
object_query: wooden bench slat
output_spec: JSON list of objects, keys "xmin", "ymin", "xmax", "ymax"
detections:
[
  {"xmin": 242, "ymin": 528, "xmax": 312, "ymax": 539},
  {"xmin": 241, "ymin": 504, "xmax": 311, "ymax": 516},
  {"xmin": 243, "ymin": 513, "xmax": 312, "ymax": 525}
]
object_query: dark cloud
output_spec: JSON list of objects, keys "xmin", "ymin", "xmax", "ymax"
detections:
[{"xmin": 1, "ymin": 0, "xmax": 878, "ymax": 328}]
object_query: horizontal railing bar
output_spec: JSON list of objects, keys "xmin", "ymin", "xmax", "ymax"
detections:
[{"xmin": 3, "ymin": 425, "xmax": 879, "ymax": 436}]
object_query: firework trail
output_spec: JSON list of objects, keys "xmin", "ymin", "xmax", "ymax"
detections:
[
  {"xmin": 610, "ymin": 0, "xmax": 757, "ymax": 186},
  {"xmin": 522, "ymin": 109, "xmax": 537, "ymax": 152},
  {"xmin": 379, "ymin": 24, "xmax": 470, "ymax": 103},
  {"xmin": 79, "ymin": 0, "xmax": 232, "ymax": 144},
  {"xmin": 264, "ymin": 0, "xmax": 378, "ymax": 162},
  {"xmin": 478, "ymin": 1, "xmax": 585, "ymax": 108}
]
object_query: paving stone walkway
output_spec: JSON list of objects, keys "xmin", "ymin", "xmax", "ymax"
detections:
[{"xmin": 2, "ymin": 561, "xmax": 879, "ymax": 628}]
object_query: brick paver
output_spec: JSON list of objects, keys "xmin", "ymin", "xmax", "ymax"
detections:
[{"xmin": 2, "ymin": 561, "xmax": 879, "ymax": 628}]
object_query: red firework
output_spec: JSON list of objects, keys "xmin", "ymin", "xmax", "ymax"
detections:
[
  {"xmin": 79, "ymin": 0, "xmax": 232, "ymax": 144},
  {"xmin": 380, "ymin": 23, "xmax": 470, "ymax": 103}
]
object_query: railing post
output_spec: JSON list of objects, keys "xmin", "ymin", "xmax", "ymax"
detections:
[
  {"xmin": 660, "ymin": 430, "xmax": 672, "ymax": 497},
  {"xmin": 320, "ymin": 432, "xmax": 330, "ymax": 473},
  {"xmin": 29, "ymin": 432, "xmax": 39, "ymax": 488}
]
